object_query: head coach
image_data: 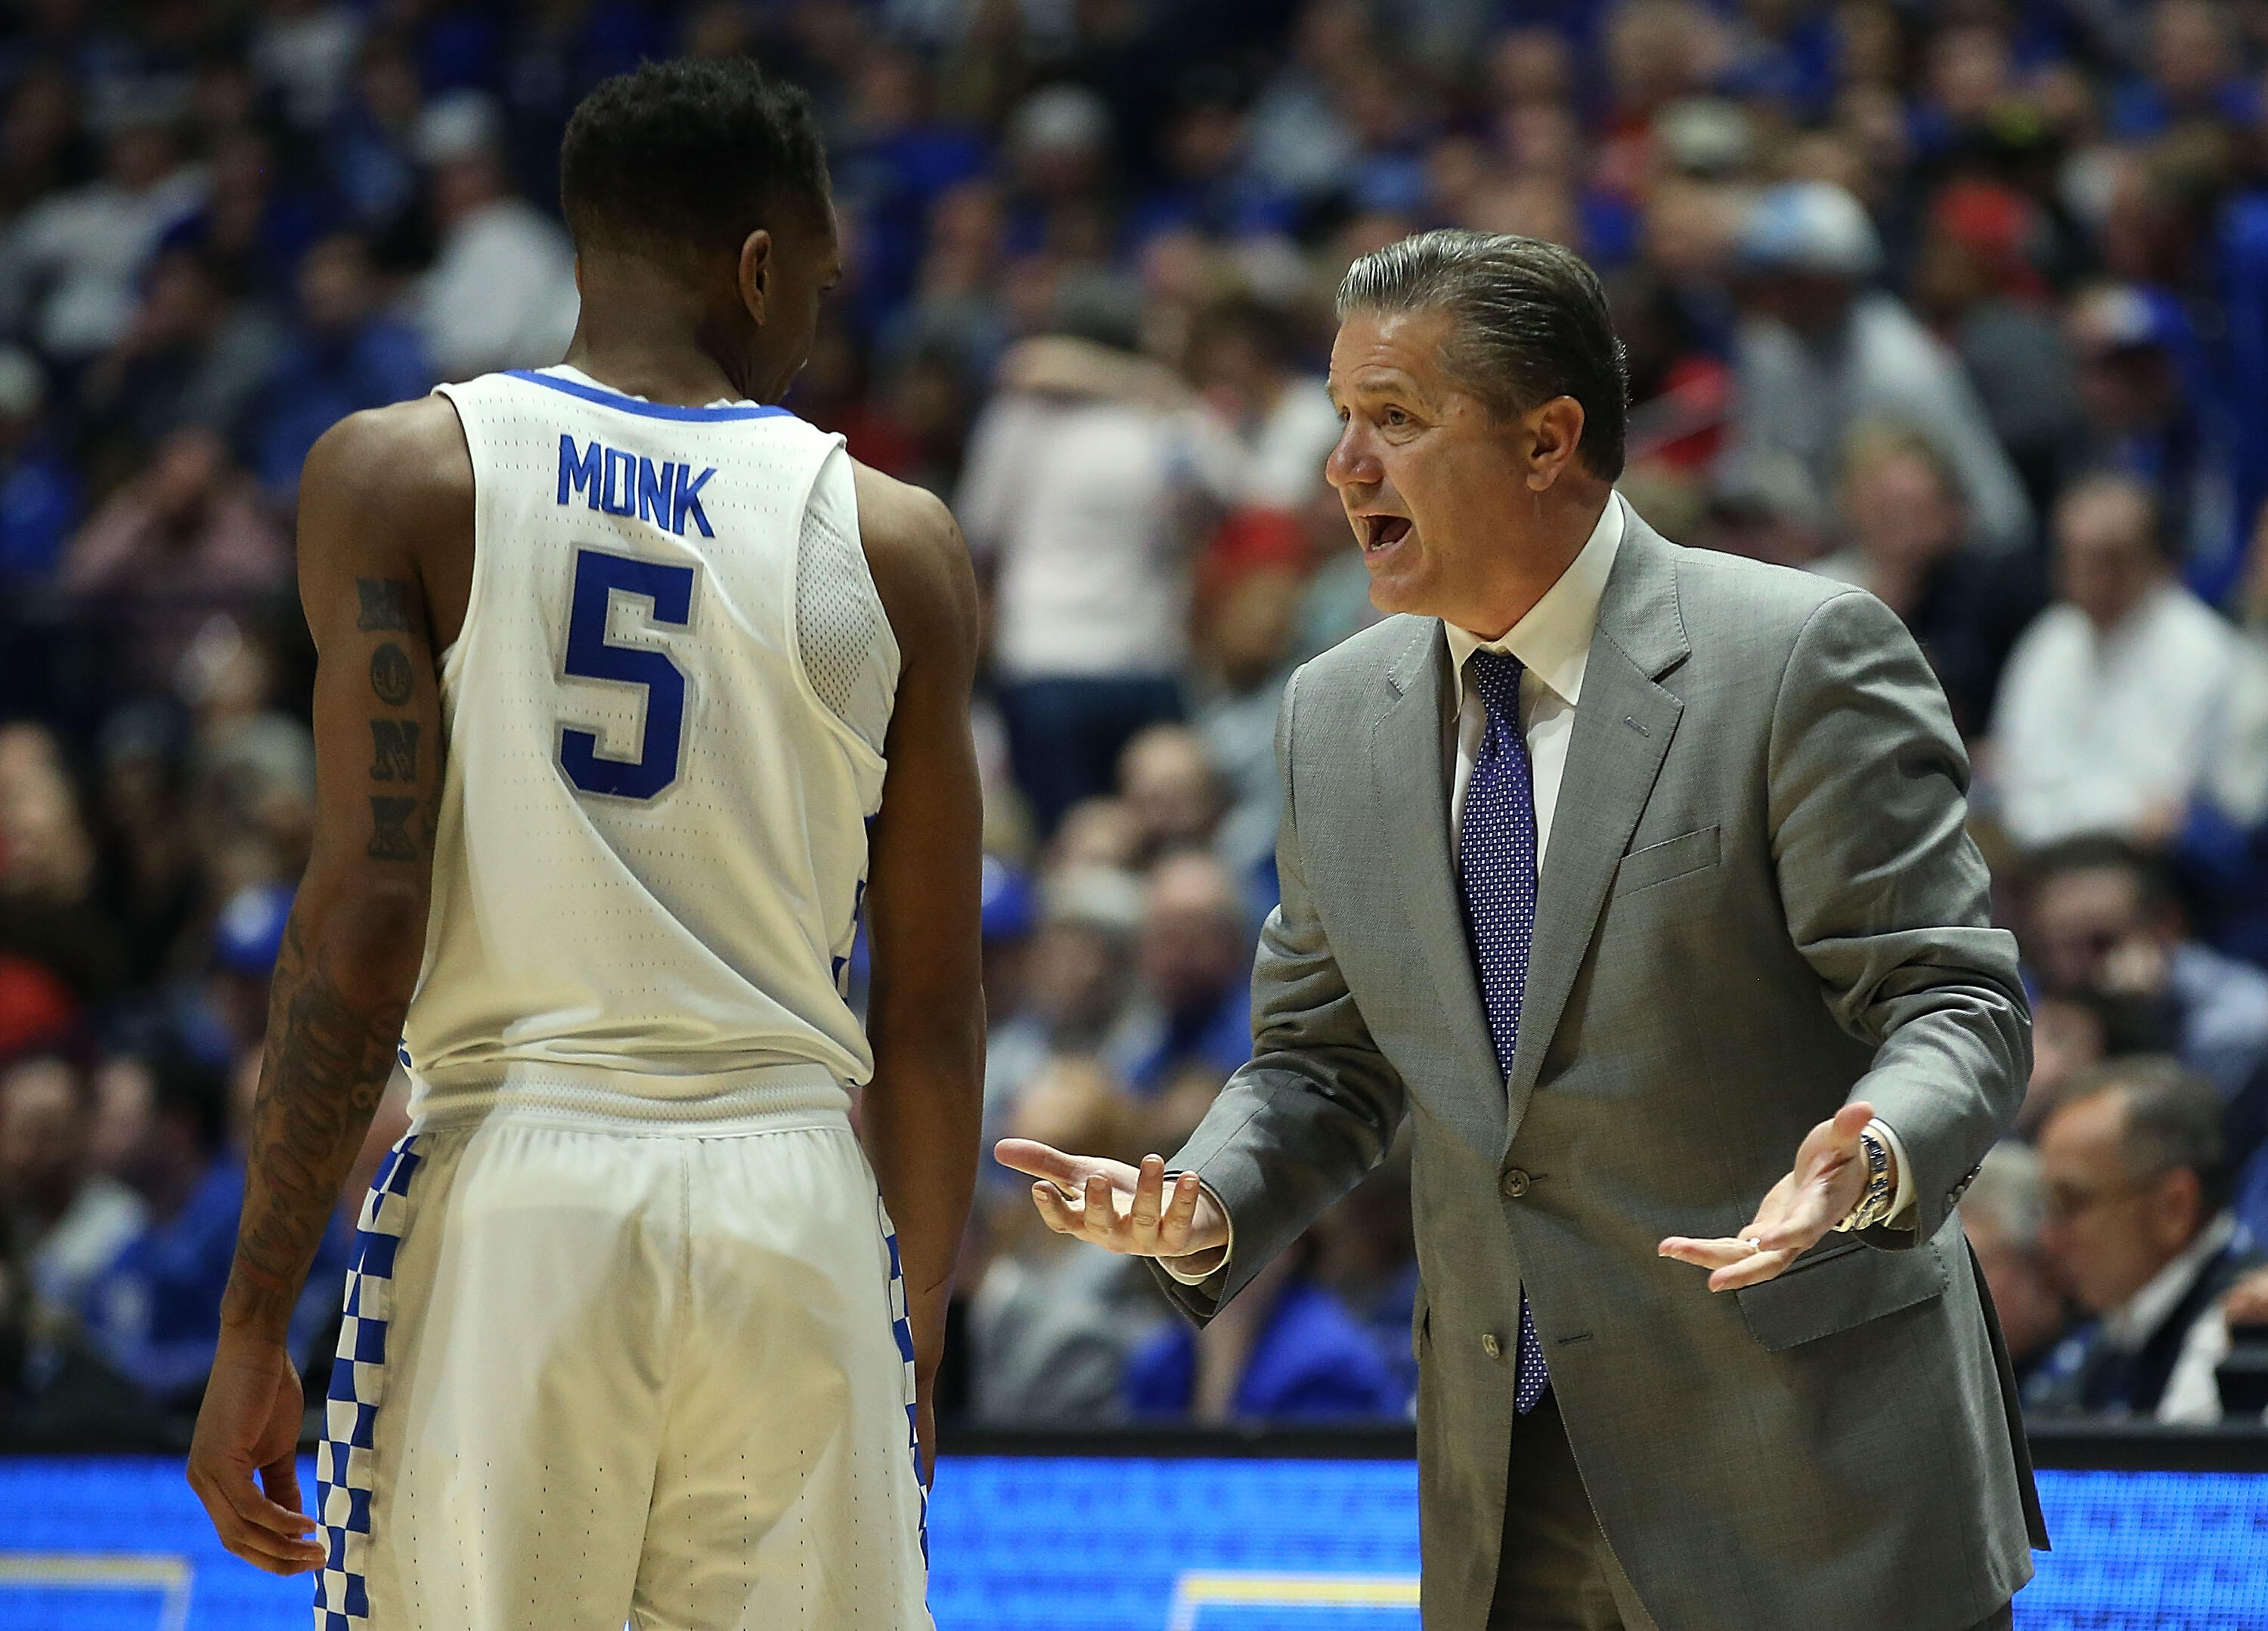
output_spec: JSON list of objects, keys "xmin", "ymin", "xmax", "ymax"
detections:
[{"xmin": 999, "ymin": 227, "xmax": 2044, "ymax": 1631}]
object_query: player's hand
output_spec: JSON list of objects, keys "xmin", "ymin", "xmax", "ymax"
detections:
[
  {"xmin": 994, "ymin": 1142, "xmax": 1228, "ymax": 1263},
  {"xmin": 1658, "ymin": 1101, "xmax": 1880, "ymax": 1292},
  {"xmin": 187, "ymin": 1327, "xmax": 326, "ymax": 1575}
]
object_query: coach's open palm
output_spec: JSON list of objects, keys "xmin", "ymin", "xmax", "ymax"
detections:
[{"xmin": 994, "ymin": 1143, "xmax": 1230, "ymax": 1264}]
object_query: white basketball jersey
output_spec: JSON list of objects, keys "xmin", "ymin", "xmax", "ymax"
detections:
[{"xmin": 403, "ymin": 366, "xmax": 899, "ymax": 1119}]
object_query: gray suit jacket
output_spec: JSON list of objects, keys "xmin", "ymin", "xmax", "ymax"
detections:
[{"xmin": 1157, "ymin": 504, "xmax": 2043, "ymax": 1631}]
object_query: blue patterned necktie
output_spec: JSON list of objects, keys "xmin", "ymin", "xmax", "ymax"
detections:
[{"xmin": 1457, "ymin": 648, "xmax": 1551, "ymax": 1415}]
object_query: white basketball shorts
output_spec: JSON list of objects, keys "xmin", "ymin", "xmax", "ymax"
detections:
[{"xmin": 309, "ymin": 1099, "xmax": 930, "ymax": 1631}]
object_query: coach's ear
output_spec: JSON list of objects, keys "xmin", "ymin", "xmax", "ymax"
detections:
[{"xmin": 737, "ymin": 228, "xmax": 774, "ymax": 325}]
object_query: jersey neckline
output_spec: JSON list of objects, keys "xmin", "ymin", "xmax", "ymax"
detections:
[{"xmin": 507, "ymin": 366, "xmax": 794, "ymax": 422}]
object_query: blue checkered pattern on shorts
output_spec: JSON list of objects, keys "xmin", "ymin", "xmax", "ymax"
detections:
[
  {"xmin": 881, "ymin": 1213, "xmax": 928, "ymax": 1565},
  {"xmin": 313, "ymin": 1134, "xmax": 423, "ymax": 1631}
]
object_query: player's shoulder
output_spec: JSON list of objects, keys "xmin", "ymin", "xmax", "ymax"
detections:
[
  {"xmin": 303, "ymin": 393, "xmax": 472, "ymax": 522},
  {"xmin": 850, "ymin": 460, "xmax": 975, "ymax": 653}
]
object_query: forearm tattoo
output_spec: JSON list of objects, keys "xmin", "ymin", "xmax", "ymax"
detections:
[{"xmin": 221, "ymin": 921, "xmax": 406, "ymax": 1335}]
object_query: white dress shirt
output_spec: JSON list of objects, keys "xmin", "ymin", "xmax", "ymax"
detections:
[
  {"xmin": 1988, "ymin": 581, "xmax": 2237, "ymax": 850},
  {"xmin": 2105, "ymin": 1211, "xmax": 2245, "ymax": 1424},
  {"xmin": 1167, "ymin": 496, "xmax": 1907, "ymax": 1282}
]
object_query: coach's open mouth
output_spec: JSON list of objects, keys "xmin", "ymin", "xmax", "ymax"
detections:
[{"xmin": 1360, "ymin": 514, "xmax": 1412, "ymax": 552}]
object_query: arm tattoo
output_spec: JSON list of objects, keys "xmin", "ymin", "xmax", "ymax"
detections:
[
  {"xmin": 221, "ymin": 922, "xmax": 406, "ymax": 1336},
  {"xmin": 370, "ymin": 720, "xmax": 419, "ymax": 781},
  {"xmin": 370, "ymin": 643, "xmax": 414, "ymax": 706},
  {"xmin": 356, "ymin": 577, "xmax": 413, "ymax": 633},
  {"xmin": 367, "ymin": 795, "xmax": 418, "ymax": 862}
]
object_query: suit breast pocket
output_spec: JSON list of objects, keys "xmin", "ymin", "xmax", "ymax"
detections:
[{"xmin": 1611, "ymin": 825, "xmax": 1721, "ymax": 897}]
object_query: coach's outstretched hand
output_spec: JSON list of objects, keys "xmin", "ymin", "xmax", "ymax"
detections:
[
  {"xmin": 1658, "ymin": 1100, "xmax": 1884, "ymax": 1292},
  {"xmin": 994, "ymin": 1143, "xmax": 1230, "ymax": 1264}
]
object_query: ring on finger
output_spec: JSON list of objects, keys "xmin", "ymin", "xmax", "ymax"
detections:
[{"xmin": 1743, "ymin": 1237, "xmax": 1762, "ymax": 1255}]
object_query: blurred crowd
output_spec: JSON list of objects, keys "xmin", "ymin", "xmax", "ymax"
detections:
[{"xmin": 7, "ymin": 0, "xmax": 2268, "ymax": 1439}]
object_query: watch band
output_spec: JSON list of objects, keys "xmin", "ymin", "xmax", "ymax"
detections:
[{"xmin": 1832, "ymin": 1126, "xmax": 1895, "ymax": 1233}]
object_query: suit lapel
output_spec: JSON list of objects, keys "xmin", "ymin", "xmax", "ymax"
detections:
[
  {"xmin": 1504, "ymin": 505, "xmax": 1690, "ymax": 1147},
  {"xmin": 1368, "ymin": 621, "xmax": 1506, "ymax": 1154}
]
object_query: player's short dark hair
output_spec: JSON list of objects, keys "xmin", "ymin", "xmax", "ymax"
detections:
[
  {"xmin": 559, "ymin": 57, "xmax": 831, "ymax": 264},
  {"xmin": 1337, "ymin": 229, "xmax": 1629, "ymax": 481}
]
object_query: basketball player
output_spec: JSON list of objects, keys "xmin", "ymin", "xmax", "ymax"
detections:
[{"xmin": 183, "ymin": 59, "xmax": 983, "ymax": 1630}]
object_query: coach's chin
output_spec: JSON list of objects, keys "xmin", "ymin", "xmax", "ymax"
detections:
[{"xmin": 999, "ymin": 227, "xmax": 2041, "ymax": 1631}]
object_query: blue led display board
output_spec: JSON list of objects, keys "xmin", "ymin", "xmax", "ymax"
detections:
[{"xmin": 0, "ymin": 1456, "xmax": 2255, "ymax": 1629}]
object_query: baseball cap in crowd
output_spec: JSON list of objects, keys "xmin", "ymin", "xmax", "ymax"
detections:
[
  {"xmin": 213, "ymin": 883, "xmax": 294, "ymax": 978},
  {"xmin": 1041, "ymin": 865, "xmax": 1145, "ymax": 939},
  {"xmin": 1739, "ymin": 181, "xmax": 1882, "ymax": 278}
]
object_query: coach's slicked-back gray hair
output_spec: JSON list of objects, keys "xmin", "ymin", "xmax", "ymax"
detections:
[{"xmin": 1337, "ymin": 229, "xmax": 1629, "ymax": 480}]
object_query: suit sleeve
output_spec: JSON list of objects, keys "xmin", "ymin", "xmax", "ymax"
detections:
[
  {"xmin": 1768, "ymin": 589, "xmax": 2031, "ymax": 1247},
  {"xmin": 1149, "ymin": 663, "xmax": 1411, "ymax": 1322}
]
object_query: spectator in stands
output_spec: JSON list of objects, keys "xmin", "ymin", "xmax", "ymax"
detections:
[
  {"xmin": 1185, "ymin": 296, "xmax": 1337, "ymax": 513},
  {"xmin": 1961, "ymin": 1141, "xmax": 2068, "ymax": 1382},
  {"xmin": 1118, "ymin": 725, "xmax": 1227, "ymax": 865},
  {"xmin": 88, "ymin": 703, "xmax": 203, "ymax": 990},
  {"xmin": 2030, "ymin": 1060, "xmax": 2263, "ymax": 1422},
  {"xmin": 85, "ymin": 1041, "xmax": 345, "ymax": 1410},
  {"xmin": 412, "ymin": 90, "xmax": 578, "ymax": 381},
  {"xmin": 2112, "ymin": 0, "xmax": 2260, "ymax": 137},
  {"xmin": 253, "ymin": 231, "xmax": 431, "ymax": 503},
  {"xmin": 2065, "ymin": 283, "xmax": 2236, "ymax": 593},
  {"xmin": 1126, "ymin": 851, "xmax": 1253, "ymax": 1094},
  {"xmin": 967, "ymin": 1054, "xmax": 1155, "ymax": 1423},
  {"xmin": 251, "ymin": 0, "xmax": 365, "ymax": 136},
  {"xmin": 1905, "ymin": 179, "xmax": 2081, "ymax": 522},
  {"xmin": 59, "ymin": 423, "xmax": 290, "ymax": 692},
  {"xmin": 2170, "ymin": 500, "xmax": 2268, "ymax": 967},
  {"xmin": 76, "ymin": 244, "xmax": 281, "ymax": 458},
  {"xmin": 0, "ymin": 722, "xmax": 125, "ymax": 1007},
  {"xmin": 0, "ymin": 1047, "xmax": 144, "ymax": 1327},
  {"xmin": 1121, "ymin": 1231, "xmax": 1401, "ymax": 1422},
  {"xmin": 1724, "ymin": 180, "xmax": 2032, "ymax": 556},
  {"xmin": 0, "ymin": 108, "xmax": 205, "ymax": 362},
  {"xmin": 1191, "ymin": 565, "xmax": 1301, "ymax": 888},
  {"xmin": 0, "ymin": 345, "xmax": 78, "ymax": 586},
  {"xmin": 2020, "ymin": 837, "xmax": 2268, "ymax": 1100},
  {"xmin": 958, "ymin": 289, "xmax": 1205, "ymax": 833},
  {"xmin": 1809, "ymin": 421, "xmax": 2043, "ymax": 735},
  {"xmin": 984, "ymin": 865, "xmax": 1145, "ymax": 1127},
  {"xmin": 1989, "ymin": 475, "xmax": 2235, "ymax": 850}
]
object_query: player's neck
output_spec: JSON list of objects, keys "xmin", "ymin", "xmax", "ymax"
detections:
[{"xmin": 563, "ymin": 258, "xmax": 748, "ymax": 408}]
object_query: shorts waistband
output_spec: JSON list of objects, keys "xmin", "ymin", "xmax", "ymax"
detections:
[{"xmin": 407, "ymin": 1060, "xmax": 853, "ymax": 1134}]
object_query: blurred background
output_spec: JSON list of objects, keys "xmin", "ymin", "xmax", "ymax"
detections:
[{"xmin": 2, "ymin": 0, "xmax": 2268, "ymax": 1459}]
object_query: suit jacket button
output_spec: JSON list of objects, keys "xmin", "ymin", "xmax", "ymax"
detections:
[
  {"xmin": 1482, "ymin": 1332, "xmax": 1502, "ymax": 1359},
  {"xmin": 1501, "ymin": 1168, "xmax": 1531, "ymax": 1199}
]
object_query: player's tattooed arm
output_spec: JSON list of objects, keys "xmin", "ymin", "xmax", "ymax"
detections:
[
  {"xmin": 193, "ymin": 399, "xmax": 466, "ymax": 1580},
  {"xmin": 214, "ymin": 423, "xmax": 456, "ymax": 1343},
  {"xmin": 220, "ymin": 924, "xmax": 407, "ymax": 1334}
]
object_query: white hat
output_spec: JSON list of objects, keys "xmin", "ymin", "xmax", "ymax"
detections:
[{"xmin": 1739, "ymin": 181, "xmax": 1881, "ymax": 277}]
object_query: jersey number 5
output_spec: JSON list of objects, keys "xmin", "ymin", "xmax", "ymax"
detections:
[{"xmin": 559, "ymin": 547, "xmax": 696, "ymax": 800}]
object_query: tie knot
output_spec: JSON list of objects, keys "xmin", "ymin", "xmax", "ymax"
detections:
[{"xmin": 1468, "ymin": 648, "xmax": 1525, "ymax": 720}]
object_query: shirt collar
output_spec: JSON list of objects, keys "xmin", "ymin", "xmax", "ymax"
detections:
[
  {"xmin": 2101, "ymin": 1210, "xmax": 2239, "ymax": 1352},
  {"xmin": 1442, "ymin": 494, "xmax": 1625, "ymax": 708}
]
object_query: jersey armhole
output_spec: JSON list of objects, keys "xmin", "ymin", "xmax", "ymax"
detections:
[
  {"xmin": 428, "ymin": 381, "xmax": 490, "ymax": 695},
  {"xmin": 784, "ymin": 441, "xmax": 901, "ymax": 774}
]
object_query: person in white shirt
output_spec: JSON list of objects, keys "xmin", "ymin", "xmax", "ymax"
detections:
[
  {"xmin": 2031, "ymin": 1059, "xmax": 2263, "ymax": 1421},
  {"xmin": 412, "ymin": 91, "xmax": 579, "ymax": 382},
  {"xmin": 1988, "ymin": 472, "xmax": 2236, "ymax": 850},
  {"xmin": 956, "ymin": 298, "xmax": 1205, "ymax": 834}
]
